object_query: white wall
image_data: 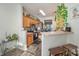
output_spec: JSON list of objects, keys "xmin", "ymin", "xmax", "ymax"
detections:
[
  {"xmin": 0, "ymin": 4, "xmax": 21, "ymax": 40},
  {"xmin": 0, "ymin": 4, "xmax": 26, "ymax": 55},
  {"xmin": 65, "ymin": 4, "xmax": 79, "ymax": 48},
  {"xmin": 15, "ymin": 4, "xmax": 27, "ymax": 50}
]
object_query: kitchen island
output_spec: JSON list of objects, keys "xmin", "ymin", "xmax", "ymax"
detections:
[{"xmin": 41, "ymin": 31, "xmax": 73, "ymax": 56}]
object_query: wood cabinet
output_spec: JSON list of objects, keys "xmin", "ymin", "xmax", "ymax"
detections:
[
  {"xmin": 23, "ymin": 16, "xmax": 31, "ymax": 28},
  {"xmin": 23, "ymin": 16, "xmax": 40, "ymax": 28},
  {"xmin": 27, "ymin": 32, "xmax": 33, "ymax": 47},
  {"xmin": 31, "ymin": 19, "xmax": 39, "ymax": 25}
]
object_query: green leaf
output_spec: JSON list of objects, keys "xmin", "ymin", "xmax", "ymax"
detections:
[{"xmin": 56, "ymin": 3, "xmax": 68, "ymax": 22}]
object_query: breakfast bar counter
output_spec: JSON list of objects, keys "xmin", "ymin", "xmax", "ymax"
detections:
[
  {"xmin": 41, "ymin": 31, "xmax": 73, "ymax": 36},
  {"xmin": 41, "ymin": 31, "xmax": 73, "ymax": 56}
]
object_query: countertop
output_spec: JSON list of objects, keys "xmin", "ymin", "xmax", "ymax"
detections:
[{"xmin": 41, "ymin": 31, "xmax": 73, "ymax": 36}]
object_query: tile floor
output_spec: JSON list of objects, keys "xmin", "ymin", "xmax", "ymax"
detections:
[{"xmin": 3, "ymin": 43, "xmax": 41, "ymax": 56}]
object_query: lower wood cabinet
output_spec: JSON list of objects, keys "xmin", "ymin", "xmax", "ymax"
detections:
[{"xmin": 27, "ymin": 32, "xmax": 33, "ymax": 47}]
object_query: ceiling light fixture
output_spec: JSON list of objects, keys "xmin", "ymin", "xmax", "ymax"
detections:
[{"xmin": 39, "ymin": 10, "xmax": 46, "ymax": 16}]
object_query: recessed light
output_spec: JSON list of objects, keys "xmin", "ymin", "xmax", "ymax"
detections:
[{"xmin": 39, "ymin": 10, "xmax": 46, "ymax": 16}]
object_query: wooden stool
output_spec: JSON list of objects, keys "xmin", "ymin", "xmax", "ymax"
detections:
[
  {"xmin": 63, "ymin": 44, "xmax": 78, "ymax": 56},
  {"xmin": 49, "ymin": 46, "xmax": 66, "ymax": 56}
]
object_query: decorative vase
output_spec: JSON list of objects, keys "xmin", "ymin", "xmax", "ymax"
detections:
[{"xmin": 55, "ymin": 18, "xmax": 65, "ymax": 31}]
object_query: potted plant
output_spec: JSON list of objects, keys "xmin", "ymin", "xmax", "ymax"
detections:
[
  {"xmin": 6, "ymin": 34, "xmax": 18, "ymax": 41},
  {"xmin": 55, "ymin": 4, "xmax": 68, "ymax": 31},
  {"xmin": 6, "ymin": 33, "xmax": 18, "ymax": 49},
  {"xmin": 1, "ymin": 34, "xmax": 18, "ymax": 55}
]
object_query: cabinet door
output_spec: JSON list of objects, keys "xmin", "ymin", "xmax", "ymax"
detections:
[
  {"xmin": 31, "ymin": 19, "xmax": 39, "ymax": 25},
  {"xmin": 27, "ymin": 33, "xmax": 33, "ymax": 47},
  {"xmin": 23, "ymin": 16, "xmax": 31, "ymax": 28},
  {"xmin": 30, "ymin": 19, "xmax": 34, "ymax": 25}
]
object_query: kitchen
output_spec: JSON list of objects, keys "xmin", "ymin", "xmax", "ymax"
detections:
[
  {"xmin": 22, "ymin": 3, "xmax": 57, "ymax": 56},
  {"xmin": 22, "ymin": 3, "xmax": 78, "ymax": 56}
]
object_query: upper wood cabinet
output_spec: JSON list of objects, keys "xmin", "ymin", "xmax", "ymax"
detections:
[
  {"xmin": 30, "ymin": 19, "xmax": 39, "ymax": 25},
  {"xmin": 23, "ymin": 16, "xmax": 31, "ymax": 28},
  {"xmin": 23, "ymin": 16, "xmax": 40, "ymax": 28}
]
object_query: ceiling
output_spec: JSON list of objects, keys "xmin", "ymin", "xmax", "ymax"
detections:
[{"xmin": 22, "ymin": 3, "xmax": 57, "ymax": 18}]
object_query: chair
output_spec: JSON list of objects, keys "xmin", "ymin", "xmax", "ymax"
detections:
[
  {"xmin": 49, "ymin": 46, "xmax": 66, "ymax": 56},
  {"xmin": 63, "ymin": 43, "xmax": 78, "ymax": 56}
]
